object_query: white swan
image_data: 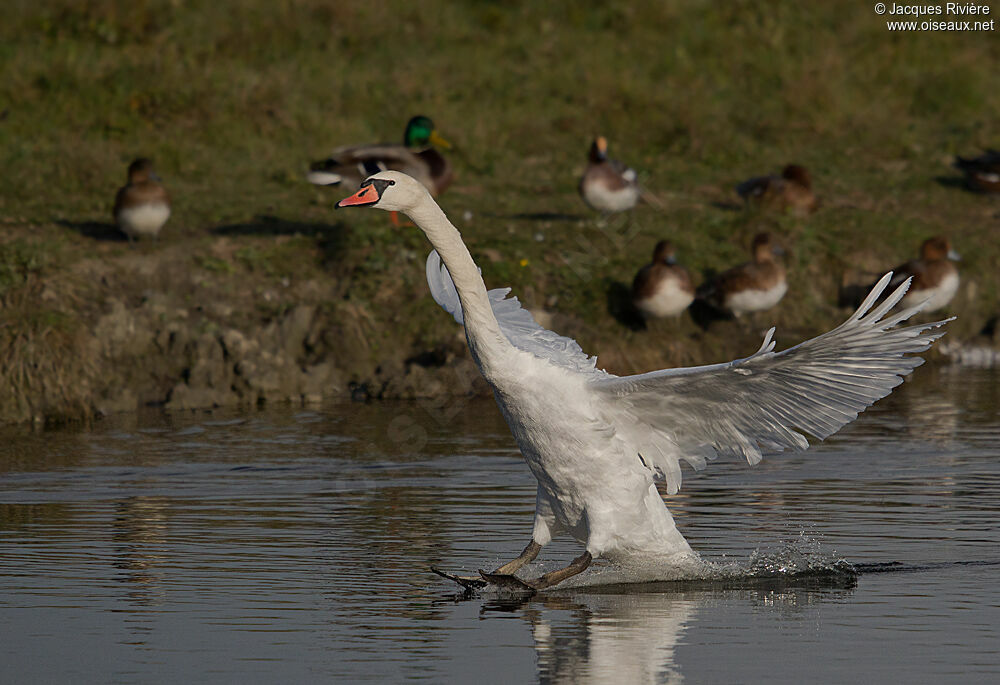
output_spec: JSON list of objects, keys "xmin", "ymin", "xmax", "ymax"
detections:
[{"xmin": 337, "ymin": 171, "xmax": 950, "ymax": 590}]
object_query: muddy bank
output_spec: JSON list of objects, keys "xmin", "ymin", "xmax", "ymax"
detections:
[{"xmin": 1, "ymin": 225, "xmax": 996, "ymax": 425}]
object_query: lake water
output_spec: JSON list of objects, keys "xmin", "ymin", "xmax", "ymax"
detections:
[{"xmin": 1, "ymin": 366, "xmax": 998, "ymax": 683}]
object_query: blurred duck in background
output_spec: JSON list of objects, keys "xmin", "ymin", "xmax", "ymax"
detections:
[
  {"xmin": 698, "ymin": 232, "xmax": 787, "ymax": 318},
  {"xmin": 579, "ymin": 136, "xmax": 642, "ymax": 215},
  {"xmin": 885, "ymin": 236, "xmax": 960, "ymax": 313},
  {"xmin": 631, "ymin": 240, "xmax": 695, "ymax": 320},
  {"xmin": 953, "ymin": 149, "xmax": 1000, "ymax": 193},
  {"xmin": 113, "ymin": 158, "xmax": 170, "ymax": 243},
  {"xmin": 308, "ymin": 115, "xmax": 453, "ymax": 197},
  {"xmin": 736, "ymin": 164, "xmax": 818, "ymax": 216}
]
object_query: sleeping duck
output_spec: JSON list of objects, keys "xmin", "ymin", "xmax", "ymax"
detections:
[
  {"xmin": 954, "ymin": 149, "xmax": 1000, "ymax": 193},
  {"xmin": 736, "ymin": 164, "xmax": 818, "ymax": 216}
]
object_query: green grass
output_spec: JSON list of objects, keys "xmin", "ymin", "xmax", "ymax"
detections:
[
  {"xmin": 0, "ymin": 239, "xmax": 54, "ymax": 296},
  {"xmin": 0, "ymin": 0, "xmax": 998, "ymax": 382}
]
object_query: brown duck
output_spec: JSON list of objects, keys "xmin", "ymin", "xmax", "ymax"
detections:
[
  {"xmin": 631, "ymin": 240, "xmax": 695, "ymax": 319},
  {"xmin": 736, "ymin": 164, "xmax": 818, "ymax": 216}
]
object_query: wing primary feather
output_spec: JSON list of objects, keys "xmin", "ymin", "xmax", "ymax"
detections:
[
  {"xmin": 591, "ymin": 269, "xmax": 950, "ymax": 492},
  {"xmin": 846, "ymin": 272, "xmax": 895, "ymax": 324},
  {"xmin": 862, "ymin": 276, "xmax": 914, "ymax": 323}
]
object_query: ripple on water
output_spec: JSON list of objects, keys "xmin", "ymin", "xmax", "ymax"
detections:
[{"xmin": 0, "ymin": 371, "xmax": 999, "ymax": 682}]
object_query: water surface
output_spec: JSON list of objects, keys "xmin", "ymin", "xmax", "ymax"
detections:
[{"xmin": 1, "ymin": 366, "xmax": 999, "ymax": 683}]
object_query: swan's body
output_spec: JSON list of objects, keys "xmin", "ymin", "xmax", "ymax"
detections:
[{"xmin": 338, "ymin": 171, "xmax": 950, "ymax": 589}]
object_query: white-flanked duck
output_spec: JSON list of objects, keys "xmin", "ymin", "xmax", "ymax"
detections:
[
  {"xmin": 579, "ymin": 136, "xmax": 642, "ymax": 214},
  {"xmin": 337, "ymin": 171, "xmax": 949, "ymax": 592},
  {"xmin": 888, "ymin": 236, "xmax": 961, "ymax": 312},
  {"xmin": 113, "ymin": 158, "xmax": 170, "ymax": 242},
  {"xmin": 699, "ymin": 232, "xmax": 787, "ymax": 318},
  {"xmin": 631, "ymin": 240, "xmax": 695, "ymax": 319}
]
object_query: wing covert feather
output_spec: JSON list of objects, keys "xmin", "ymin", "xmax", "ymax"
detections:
[{"xmin": 425, "ymin": 250, "xmax": 604, "ymax": 374}]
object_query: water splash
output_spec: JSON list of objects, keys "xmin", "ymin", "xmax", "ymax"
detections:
[
  {"xmin": 524, "ymin": 533, "xmax": 857, "ymax": 592},
  {"xmin": 712, "ymin": 533, "xmax": 857, "ymax": 580}
]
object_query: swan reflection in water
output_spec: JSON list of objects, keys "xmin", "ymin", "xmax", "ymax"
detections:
[{"xmin": 479, "ymin": 576, "xmax": 855, "ymax": 684}]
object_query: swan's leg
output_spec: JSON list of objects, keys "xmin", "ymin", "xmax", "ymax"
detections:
[
  {"xmin": 528, "ymin": 551, "xmax": 592, "ymax": 590},
  {"xmin": 492, "ymin": 541, "xmax": 542, "ymax": 575}
]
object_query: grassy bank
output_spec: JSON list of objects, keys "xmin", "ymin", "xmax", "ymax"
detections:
[{"xmin": 1, "ymin": 0, "xmax": 998, "ymax": 422}]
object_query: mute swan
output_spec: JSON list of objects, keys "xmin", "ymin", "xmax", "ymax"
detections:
[{"xmin": 337, "ymin": 171, "xmax": 949, "ymax": 591}]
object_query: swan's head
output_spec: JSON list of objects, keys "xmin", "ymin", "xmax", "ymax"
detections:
[{"xmin": 335, "ymin": 170, "xmax": 428, "ymax": 213}]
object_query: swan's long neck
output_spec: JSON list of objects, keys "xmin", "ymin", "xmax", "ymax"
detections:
[{"xmin": 405, "ymin": 197, "xmax": 511, "ymax": 367}]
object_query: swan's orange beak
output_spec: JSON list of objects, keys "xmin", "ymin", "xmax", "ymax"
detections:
[{"xmin": 336, "ymin": 183, "xmax": 380, "ymax": 208}]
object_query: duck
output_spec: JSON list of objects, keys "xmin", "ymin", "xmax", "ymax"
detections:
[
  {"xmin": 953, "ymin": 149, "xmax": 1000, "ymax": 193},
  {"xmin": 699, "ymin": 233, "xmax": 787, "ymax": 318},
  {"xmin": 579, "ymin": 137, "xmax": 642, "ymax": 214},
  {"xmin": 736, "ymin": 164, "xmax": 818, "ymax": 216},
  {"xmin": 113, "ymin": 158, "xmax": 170, "ymax": 242},
  {"xmin": 631, "ymin": 240, "xmax": 695, "ymax": 319},
  {"xmin": 886, "ymin": 236, "xmax": 960, "ymax": 312},
  {"xmin": 307, "ymin": 115, "xmax": 453, "ymax": 196},
  {"xmin": 336, "ymin": 171, "xmax": 949, "ymax": 593}
]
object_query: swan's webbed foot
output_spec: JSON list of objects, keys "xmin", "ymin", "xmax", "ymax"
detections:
[
  {"xmin": 477, "ymin": 570, "xmax": 538, "ymax": 595},
  {"xmin": 492, "ymin": 541, "xmax": 542, "ymax": 575},
  {"xmin": 528, "ymin": 551, "xmax": 593, "ymax": 590},
  {"xmin": 437, "ymin": 545, "xmax": 592, "ymax": 593},
  {"xmin": 482, "ymin": 550, "xmax": 594, "ymax": 592},
  {"xmin": 431, "ymin": 567, "xmax": 488, "ymax": 590}
]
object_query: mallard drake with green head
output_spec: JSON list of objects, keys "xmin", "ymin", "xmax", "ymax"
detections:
[{"xmin": 308, "ymin": 115, "xmax": 453, "ymax": 195}]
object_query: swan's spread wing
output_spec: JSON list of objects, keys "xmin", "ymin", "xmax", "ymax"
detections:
[
  {"xmin": 426, "ymin": 250, "xmax": 603, "ymax": 375},
  {"xmin": 590, "ymin": 274, "xmax": 950, "ymax": 494},
  {"xmin": 426, "ymin": 249, "xmax": 465, "ymax": 325}
]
